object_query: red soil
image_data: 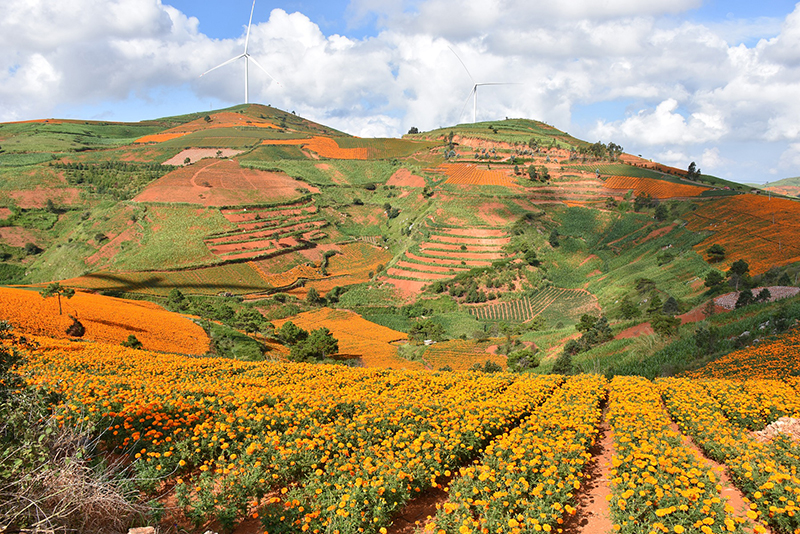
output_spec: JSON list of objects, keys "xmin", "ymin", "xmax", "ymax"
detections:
[
  {"xmin": 86, "ymin": 224, "xmax": 140, "ymax": 266},
  {"xmin": 134, "ymin": 159, "xmax": 318, "ymax": 206},
  {"xmin": 395, "ymin": 261, "xmax": 466, "ymax": 274},
  {"xmin": 477, "ymin": 201, "xmax": 515, "ymax": 225},
  {"xmin": 162, "ymin": 148, "xmax": 243, "ymax": 166},
  {"xmin": 0, "ymin": 208, "xmax": 11, "ymax": 219},
  {"xmin": 387, "ymin": 267, "xmax": 451, "ymax": 280},
  {"xmin": 405, "ymin": 251, "xmax": 492, "ymax": 267},
  {"xmin": 579, "ymin": 254, "xmax": 600, "ymax": 267},
  {"xmin": 0, "ymin": 227, "xmax": 40, "ymax": 247},
  {"xmin": 637, "ymin": 223, "xmax": 677, "ymax": 244},
  {"xmin": 429, "ymin": 235, "xmax": 510, "ymax": 246},
  {"xmin": 7, "ymin": 187, "xmax": 81, "ymax": 209},
  {"xmin": 418, "ymin": 249, "xmax": 505, "ymax": 260},
  {"xmin": 615, "ymin": 322, "xmax": 654, "ymax": 339},
  {"xmin": 380, "ymin": 278, "xmax": 427, "ymax": 298},
  {"xmin": 387, "ymin": 168, "xmax": 426, "ymax": 187}
]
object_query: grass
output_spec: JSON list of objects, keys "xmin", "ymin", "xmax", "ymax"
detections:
[{"xmin": 108, "ymin": 205, "xmax": 235, "ymax": 271}]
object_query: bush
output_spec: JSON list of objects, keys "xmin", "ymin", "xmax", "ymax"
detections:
[{"xmin": 121, "ymin": 334, "xmax": 143, "ymax": 350}]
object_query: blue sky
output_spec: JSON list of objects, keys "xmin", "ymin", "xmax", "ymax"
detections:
[{"xmin": 3, "ymin": 0, "xmax": 800, "ymax": 183}]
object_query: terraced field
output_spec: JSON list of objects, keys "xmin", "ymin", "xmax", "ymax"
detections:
[
  {"xmin": 203, "ymin": 198, "xmax": 327, "ymax": 261},
  {"xmin": 468, "ymin": 287, "xmax": 600, "ymax": 323},
  {"xmin": 382, "ymin": 221, "xmax": 510, "ymax": 294}
]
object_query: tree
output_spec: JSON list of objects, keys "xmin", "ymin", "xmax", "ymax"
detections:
[
  {"xmin": 651, "ymin": 314, "xmax": 681, "ymax": 337},
  {"xmin": 408, "ymin": 319, "xmax": 446, "ymax": 343},
  {"xmin": 24, "ymin": 242, "xmax": 41, "ymax": 255},
  {"xmin": 706, "ymin": 244, "xmax": 726, "ymax": 263},
  {"xmin": 634, "ymin": 192, "xmax": 654, "ymax": 212},
  {"xmin": 527, "ymin": 164, "xmax": 538, "ymax": 181},
  {"xmin": 548, "ymin": 229, "xmax": 560, "ymax": 247},
  {"xmin": 646, "ymin": 294, "xmax": 663, "ymax": 316},
  {"xmin": 407, "ymin": 126, "xmax": 419, "ymax": 134},
  {"xmin": 728, "ymin": 259, "xmax": 750, "ymax": 290},
  {"xmin": 619, "ymin": 296, "xmax": 641, "ymax": 320},
  {"xmin": 39, "ymin": 282, "xmax": 75, "ymax": 315},
  {"xmin": 167, "ymin": 288, "xmax": 188, "ymax": 311},
  {"xmin": 756, "ymin": 287, "xmax": 772, "ymax": 303},
  {"xmin": 735, "ymin": 288, "xmax": 754, "ymax": 309},
  {"xmin": 278, "ymin": 321, "xmax": 308, "ymax": 345},
  {"xmin": 183, "ymin": 157, "xmax": 191, "ymax": 165},
  {"xmin": 704, "ymin": 270, "xmax": 725, "ymax": 291},
  {"xmin": 306, "ymin": 287, "xmax": 321, "ymax": 305},
  {"xmin": 687, "ymin": 161, "xmax": 701, "ymax": 180},
  {"xmin": 694, "ymin": 324, "xmax": 720, "ymax": 356},
  {"xmin": 235, "ymin": 307, "xmax": 265, "ymax": 335},
  {"xmin": 654, "ymin": 203, "xmax": 668, "ymax": 221},
  {"xmin": 662, "ymin": 296, "xmax": 679, "ymax": 316},
  {"xmin": 552, "ymin": 351, "xmax": 573, "ymax": 375},
  {"xmin": 289, "ymin": 327, "xmax": 339, "ymax": 361}
]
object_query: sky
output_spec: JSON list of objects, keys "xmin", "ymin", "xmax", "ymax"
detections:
[{"xmin": 2, "ymin": 1, "xmax": 800, "ymax": 183}]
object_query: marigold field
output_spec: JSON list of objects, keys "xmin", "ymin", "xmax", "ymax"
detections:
[{"xmin": 8, "ymin": 324, "xmax": 800, "ymax": 534}]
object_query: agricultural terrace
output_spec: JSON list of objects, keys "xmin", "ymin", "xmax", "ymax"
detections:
[
  {"xmin": 133, "ymin": 111, "xmax": 280, "ymax": 144},
  {"xmin": 430, "ymin": 163, "xmax": 519, "ymax": 187},
  {"xmin": 0, "ymin": 287, "xmax": 208, "ymax": 354},
  {"xmin": 15, "ymin": 336, "xmax": 800, "ymax": 534},
  {"xmin": 272, "ymin": 308, "xmax": 419, "ymax": 369},
  {"xmin": 603, "ymin": 176, "xmax": 710, "ymax": 198},
  {"xmin": 248, "ymin": 241, "xmax": 392, "ymax": 295},
  {"xmin": 204, "ymin": 200, "xmax": 327, "ymax": 261},
  {"xmin": 384, "ymin": 223, "xmax": 510, "ymax": 294},
  {"xmin": 563, "ymin": 163, "xmax": 667, "ymax": 179},
  {"xmin": 62, "ymin": 262, "xmax": 272, "ymax": 297},
  {"xmin": 133, "ymin": 159, "xmax": 318, "ymax": 206},
  {"xmin": 468, "ymin": 288, "xmax": 600, "ymax": 323},
  {"xmin": 421, "ymin": 339, "xmax": 507, "ymax": 371},
  {"xmin": 262, "ymin": 136, "xmax": 438, "ymax": 161},
  {"xmin": 684, "ymin": 195, "xmax": 800, "ymax": 274}
]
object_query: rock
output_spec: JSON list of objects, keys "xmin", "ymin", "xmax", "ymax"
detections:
[{"xmin": 128, "ymin": 528, "xmax": 155, "ymax": 534}]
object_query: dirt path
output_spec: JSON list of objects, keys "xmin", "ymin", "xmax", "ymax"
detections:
[
  {"xmin": 563, "ymin": 409, "xmax": 615, "ymax": 534},
  {"xmin": 387, "ymin": 475, "xmax": 454, "ymax": 534},
  {"xmin": 665, "ymin": 420, "xmax": 772, "ymax": 534}
]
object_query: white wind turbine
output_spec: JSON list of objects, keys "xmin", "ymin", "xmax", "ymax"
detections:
[
  {"xmin": 200, "ymin": 0, "xmax": 280, "ymax": 104},
  {"xmin": 449, "ymin": 47, "xmax": 520, "ymax": 124}
]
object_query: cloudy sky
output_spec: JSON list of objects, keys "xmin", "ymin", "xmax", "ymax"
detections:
[{"xmin": 2, "ymin": 0, "xmax": 800, "ymax": 183}]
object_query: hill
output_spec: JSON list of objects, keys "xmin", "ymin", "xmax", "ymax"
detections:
[{"xmin": 2, "ymin": 104, "xmax": 800, "ymax": 533}]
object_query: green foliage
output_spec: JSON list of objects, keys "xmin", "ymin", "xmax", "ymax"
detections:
[
  {"xmin": 618, "ymin": 296, "xmax": 641, "ymax": 320},
  {"xmin": 121, "ymin": 334, "xmax": 144, "ymax": 349},
  {"xmin": 277, "ymin": 321, "xmax": 308, "ymax": 345},
  {"xmin": 651, "ymin": 313, "xmax": 681, "ymax": 337},
  {"xmin": 408, "ymin": 319, "xmax": 446, "ymax": 343},
  {"xmin": 54, "ymin": 160, "xmax": 174, "ymax": 200},
  {"xmin": 39, "ymin": 282, "xmax": 75, "ymax": 315},
  {"xmin": 506, "ymin": 347, "xmax": 541, "ymax": 372},
  {"xmin": 0, "ymin": 263, "xmax": 26, "ymax": 284},
  {"xmin": 289, "ymin": 327, "xmax": 339, "ymax": 362},
  {"xmin": 706, "ymin": 244, "xmax": 726, "ymax": 262}
]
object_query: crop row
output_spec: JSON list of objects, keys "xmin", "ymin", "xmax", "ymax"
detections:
[
  {"xmin": 607, "ymin": 376, "xmax": 743, "ymax": 534},
  {"xmin": 684, "ymin": 195, "xmax": 800, "ymax": 275},
  {"xmin": 431, "ymin": 163, "xmax": 518, "ymax": 187},
  {"xmin": 425, "ymin": 374, "xmax": 606, "ymax": 534},
  {"xmin": 660, "ymin": 378, "xmax": 800, "ymax": 534},
  {"xmin": 469, "ymin": 288, "xmax": 597, "ymax": 323},
  {"xmin": 604, "ymin": 176, "xmax": 710, "ymax": 198}
]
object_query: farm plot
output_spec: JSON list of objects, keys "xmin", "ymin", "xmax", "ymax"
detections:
[
  {"xmin": 684, "ymin": 195, "xmax": 800, "ymax": 274},
  {"xmin": 563, "ymin": 163, "xmax": 666, "ymax": 179},
  {"xmin": 382, "ymin": 226, "xmax": 509, "ymax": 295},
  {"xmin": 604, "ymin": 175, "xmax": 709, "ymax": 198},
  {"xmin": 430, "ymin": 163, "xmax": 519, "ymax": 187},
  {"xmin": 469, "ymin": 287, "xmax": 600, "ymax": 323},
  {"xmin": 422, "ymin": 339, "xmax": 508, "ymax": 371},
  {"xmin": 133, "ymin": 159, "xmax": 318, "ymax": 206},
  {"xmin": 262, "ymin": 136, "xmax": 368, "ymax": 159},
  {"xmin": 0, "ymin": 287, "xmax": 208, "ymax": 354},
  {"xmin": 273, "ymin": 308, "xmax": 420, "ymax": 369},
  {"xmin": 63, "ymin": 262, "xmax": 272, "ymax": 297}
]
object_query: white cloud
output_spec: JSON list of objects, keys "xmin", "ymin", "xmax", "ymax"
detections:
[{"xmin": 1, "ymin": 0, "xmax": 800, "ymax": 182}]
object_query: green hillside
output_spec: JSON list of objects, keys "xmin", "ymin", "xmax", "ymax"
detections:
[{"xmin": 0, "ymin": 104, "xmax": 799, "ymax": 378}]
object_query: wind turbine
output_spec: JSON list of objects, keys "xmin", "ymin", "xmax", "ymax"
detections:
[
  {"xmin": 200, "ymin": 0, "xmax": 279, "ymax": 104},
  {"xmin": 449, "ymin": 47, "xmax": 520, "ymax": 124}
]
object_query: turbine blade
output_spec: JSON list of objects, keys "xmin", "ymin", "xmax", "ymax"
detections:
[
  {"xmin": 199, "ymin": 54, "xmax": 246, "ymax": 77},
  {"xmin": 247, "ymin": 54, "xmax": 282, "ymax": 86},
  {"xmin": 475, "ymin": 82, "xmax": 523, "ymax": 86},
  {"xmin": 448, "ymin": 45, "xmax": 474, "ymax": 85},
  {"xmin": 457, "ymin": 86, "xmax": 476, "ymax": 123},
  {"xmin": 244, "ymin": 0, "xmax": 256, "ymax": 53}
]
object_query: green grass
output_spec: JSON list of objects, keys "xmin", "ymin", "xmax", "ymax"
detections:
[
  {"xmin": 564, "ymin": 164, "xmax": 666, "ymax": 179},
  {"xmin": 109, "ymin": 205, "xmax": 235, "ymax": 271},
  {"xmin": 0, "ymin": 153, "xmax": 55, "ymax": 166},
  {"xmin": 0, "ymin": 121, "xmax": 163, "ymax": 153}
]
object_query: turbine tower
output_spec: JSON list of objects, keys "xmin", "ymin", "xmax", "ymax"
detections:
[
  {"xmin": 200, "ymin": 0, "xmax": 279, "ymax": 104},
  {"xmin": 449, "ymin": 47, "xmax": 520, "ymax": 123}
]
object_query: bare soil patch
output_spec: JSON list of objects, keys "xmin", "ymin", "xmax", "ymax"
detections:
[
  {"xmin": 579, "ymin": 254, "xmax": 600, "ymax": 267},
  {"xmin": 162, "ymin": 148, "xmax": 242, "ymax": 166},
  {"xmin": 477, "ymin": 201, "xmax": 515, "ymax": 226},
  {"xmin": 7, "ymin": 187, "xmax": 81, "ymax": 209},
  {"xmin": 0, "ymin": 226, "xmax": 40, "ymax": 247},
  {"xmin": 715, "ymin": 286, "xmax": 800, "ymax": 310},
  {"xmin": 381, "ymin": 277, "xmax": 427, "ymax": 297},
  {"xmin": 387, "ymin": 168, "xmax": 426, "ymax": 187},
  {"xmin": 637, "ymin": 223, "xmax": 677, "ymax": 244},
  {"xmin": 615, "ymin": 322, "xmax": 654, "ymax": 339},
  {"xmin": 134, "ymin": 159, "xmax": 318, "ymax": 206}
]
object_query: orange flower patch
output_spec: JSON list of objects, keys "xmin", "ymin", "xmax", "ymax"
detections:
[
  {"xmin": 273, "ymin": 308, "xmax": 421, "ymax": 369},
  {"xmin": 0, "ymin": 287, "xmax": 208, "ymax": 354},
  {"xmin": 604, "ymin": 176, "xmax": 709, "ymax": 198},
  {"xmin": 431, "ymin": 163, "xmax": 518, "ymax": 187},
  {"xmin": 262, "ymin": 136, "xmax": 369, "ymax": 159}
]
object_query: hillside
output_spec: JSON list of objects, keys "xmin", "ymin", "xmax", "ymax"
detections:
[{"xmin": 2, "ymin": 104, "xmax": 800, "ymax": 533}]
